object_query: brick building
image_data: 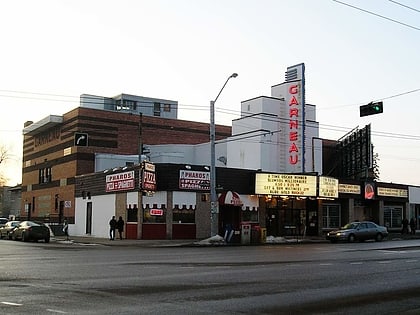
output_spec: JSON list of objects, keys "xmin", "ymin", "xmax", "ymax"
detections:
[{"xmin": 21, "ymin": 104, "xmax": 231, "ymax": 233}]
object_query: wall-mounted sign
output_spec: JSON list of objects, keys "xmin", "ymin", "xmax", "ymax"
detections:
[
  {"xmin": 255, "ymin": 173, "xmax": 317, "ymax": 196},
  {"xmin": 377, "ymin": 187, "xmax": 408, "ymax": 198},
  {"xmin": 319, "ymin": 176, "xmax": 339, "ymax": 198},
  {"xmin": 150, "ymin": 209, "xmax": 163, "ymax": 216},
  {"xmin": 338, "ymin": 184, "xmax": 361, "ymax": 194},
  {"xmin": 364, "ymin": 182, "xmax": 376, "ymax": 200},
  {"xmin": 74, "ymin": 132, "xmax": 88, "ymax": 146},
  {"xmin": 141, "ymin": 162, "xmax": 156, "ymax": 191},
  {"xmin": 179, "ymin": 170, "xmax": 210, "ymax": 190},
  {"xmin": 106, "ymin": 171, "xmax": 135, "ymax": 192}
]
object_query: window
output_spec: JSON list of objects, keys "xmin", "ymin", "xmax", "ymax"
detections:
[
  {"xmin": 173, "ymin": 206, "xmax": 195, "ymax": 223},
  {"xmin": 39, "ymin": 167, "xmax": 52, "ymax": 184},
  {"xmin": 143, "ymin": 205, "xmax": 166, "ymax": 223},
  {"xmin": 153, "ymin": 102, "xmax": 161, "ymax": 116},
  {"xmin": 384, "ymin": 206, "xmax": 402, "ymax": 228},
  {"xmin": 242, "ymin": 210, "xmax": 258, "ymax": 222},
  {"xmin": 322, "ymin": 204, "xmax": 340, "ymax": 229},
  {"xmin": 116, "ymin": 100, "xmax": 137, "ymax": 111},
  {"xmin": 163, "ymin": 104, "xmax": 171, "ymax": 112},
  {"xmin": 127, "ymin": 205, "xmax": 138, "ymax": 222}
]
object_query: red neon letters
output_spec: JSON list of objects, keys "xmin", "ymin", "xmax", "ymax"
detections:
[{"xmin": 288, "ymin": 84, "xmax": 299, "ymax": 165}]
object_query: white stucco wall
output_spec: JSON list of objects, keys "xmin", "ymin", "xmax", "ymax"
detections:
[{"xmin": 74, "ymin": 194, "xmax": 116, "ymax": 238}]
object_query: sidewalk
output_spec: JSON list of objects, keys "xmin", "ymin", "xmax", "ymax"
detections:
[{"xmin": 52, "ymin": 232, "xmax": 420, "ymax": 247}]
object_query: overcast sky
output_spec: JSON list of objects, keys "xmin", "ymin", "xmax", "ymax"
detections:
[{"xmin": 1, "ymin": 0, "xmax": 419, "ymax": 186}]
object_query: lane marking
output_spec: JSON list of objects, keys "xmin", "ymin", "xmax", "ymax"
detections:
[
  {"xmin": 1, "ymin": 302, "xmax": 22, "ymax": 306},
  {"xmin": 47, "ymin": 309, "xmax": 68, "ymax": 314},
  {"xmin": 350, "ymin": 262, "xmax": 363, "ymax": 265}
]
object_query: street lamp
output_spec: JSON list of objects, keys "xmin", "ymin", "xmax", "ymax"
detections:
[{"xmin": 210, "ymin": 73, "xmax": 238, "ymax": 236}]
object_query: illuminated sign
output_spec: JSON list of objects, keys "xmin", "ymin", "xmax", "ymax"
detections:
[
  {"xmin": 364, "ymin": 182, "xmax": 375, "ymax": 200},
  {"xmin": 255, "ymin": 173, "xmax": 317, "ymax": 196},
  {"xmin": 285, "ymin": 81, "xmax": 304, "ymax": 173},
  {"xmin": 179, "ymin": 170, "xmax": 210, "ymax": 190},
  {"xmin": 338, "ymin": 184, "xmax": 361, "ymax": 194},
  {"xmin": 319, "ymin": 176, "xmax": 339, "ymax": 198},
  {"xmin": 150, "ymin": 209, "xmax": 163, "ymax": 216},
  {"xmin": 106, "ymin": 171, "xmax": 135, "ymax": 192},
  {"xmin": 377, "ymin": 187, "xmax": 408, "ymax": 198}
]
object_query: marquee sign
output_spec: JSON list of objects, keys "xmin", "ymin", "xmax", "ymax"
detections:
[
  {"xmin": 255, "ymin": 173, "xmax": 317, "ymax": 197},
  {"xmin": 319, "ymin": 176, "xmax": 339, "ymax": 198}
]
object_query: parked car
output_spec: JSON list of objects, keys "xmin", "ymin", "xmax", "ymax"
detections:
[
  {"xmin": 0, "ymin": 220, "xmax": 20, "ymax": 239},
  {"xmin": 0, "ymin": 217, "xmax": 8, "ymax": 227},
  {"xmin": 10, "ymin": 221, "xmax": 50, "ymax": 243},
  {"xmin": 326, "ymin": 221, "xmax": 388, "ymax": 243}
]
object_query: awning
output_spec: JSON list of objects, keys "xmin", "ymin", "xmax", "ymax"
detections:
[
  {"xmin": 218, "ymin": 191, "xmax": 243, "ymax": 207},
  {"xmin": 173, "ymin": 191, "xmax": 196, "ymax": 210}
]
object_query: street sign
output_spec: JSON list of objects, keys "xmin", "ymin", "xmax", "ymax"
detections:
[{"xmin": 74, "ymin": 132, "xmax": 88, "ymax": 146}]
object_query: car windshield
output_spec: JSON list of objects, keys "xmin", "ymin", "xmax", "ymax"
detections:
[{"xmin": 342, "ymin": 222, "xmax": 359, "ymax": 230}]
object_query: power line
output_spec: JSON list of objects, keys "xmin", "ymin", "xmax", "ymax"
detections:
[
  {"xmin": 332, "ymin": 0, "xmax": 420, "ymax": 31},
  {"xmin": 388, "ymin": 0, "xmax": 420, "ymax": 13}
]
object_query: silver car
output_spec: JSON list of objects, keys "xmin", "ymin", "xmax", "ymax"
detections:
[{"xmin": 326, "ymin": 221, "xmax": 388, "ymax": 243}]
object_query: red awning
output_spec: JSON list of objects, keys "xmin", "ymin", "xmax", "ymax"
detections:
[{"xmin": 218, "ymin": 191, "xmax": 243, "ymax": 206}]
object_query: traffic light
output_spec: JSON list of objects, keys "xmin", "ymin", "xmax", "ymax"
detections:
[{"xmin": 360, "ymin": 101, "xmax": 383, "ymax": 117}]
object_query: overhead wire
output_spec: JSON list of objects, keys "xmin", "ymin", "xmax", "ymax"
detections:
[
  {"xmin": 332, "ymin": 0, "xmax": 420, "ymax": 31},
  {"xmin": 388, "ymin": 0, "xmax": 420, "ymax": 13}
]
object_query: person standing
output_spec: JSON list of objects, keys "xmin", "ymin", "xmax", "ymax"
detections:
[
  {"xmin": 410, "ymin": 218, "xmax": 416, "ymax": 235},
  {"xmin": 402, "ymin": 218, "xmax": 409, "ymax": 235},
  {"xmin": 109, "ymin": 216, "xmax": 117, "ymax": 240},
  {"xmin": 117, "ymin": 216, "xmax": 124, "ymax": 240}
]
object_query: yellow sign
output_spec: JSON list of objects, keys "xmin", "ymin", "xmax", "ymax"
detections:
[
  {"xmin": 319, "ymin": 176, "xmax": 339, "ymax": 198},
  {"xmin": 377, "ymin": 187, "xmax": 408, "ymax": 198},
  {"xmin": 255, "ymin": 173, "xmax": 317, "ymax": 196}
]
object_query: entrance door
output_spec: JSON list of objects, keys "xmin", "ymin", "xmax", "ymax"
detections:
[{"xmin": 85, "ymin": 202, "xmax": 92, "ymax": 234}]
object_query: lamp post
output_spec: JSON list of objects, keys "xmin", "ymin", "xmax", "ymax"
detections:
[{"xmin": 210, "ymin": 73, "xmax": 238, "ymax": 236}]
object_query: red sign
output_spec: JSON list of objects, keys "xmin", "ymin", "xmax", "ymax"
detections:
[
  {"xmin": 142, "ymin": 170, "xmax": 156, "ymax": 191},
  {"xmin": 106, "ymin": 171, "xmax": 135, "ymax": 192},
  {"xmin": 150, "ymin": 209, "xmax": 163, "ymax": 216},
  {"xmin": 288, "ymin": 84, "xmax": 299, "ymax": 166}
]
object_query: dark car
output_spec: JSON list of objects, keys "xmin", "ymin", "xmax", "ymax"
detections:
[
  {"xmin": 10, "ymin": 221, "xmax": 50, "ymax": 243},
  {"xmin": 0, "ymin": 220, "xmax": 20, "ymax": 239},
  {"xmin": 326, "ymin": 221, "xmax": 388, "ymax": 243}
]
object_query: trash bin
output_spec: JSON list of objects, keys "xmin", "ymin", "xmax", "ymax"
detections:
[
  {"xmin": 251, "ymin": 225, "xmax": 261, "ymax": 244},
  {"xmin": 260, "ymin": 227, "xmax": 267, "ymax": 244}
]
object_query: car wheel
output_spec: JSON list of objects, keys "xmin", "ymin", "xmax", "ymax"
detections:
[
  {"xmin": 12, "ymin": 233, "xmax": 18, "ymax": 241},
  {"xmin": 22, "ymin": 233, "xmax": 28, "ymax": 242},
  {"xmin": 375, "ymin": 233, "xmax": 383, "ymax": 242},
  {"xmin": 348, "ymin": 234, "xmax": 356, "ymax": 243},
  {"xmin": 330, "ymin": 240, "xmax": 337, "ymax": 243},
  {"xmin": 8, "ymin": 233, "xmax": 12, "ymax": 240},
  {"xmin": 45, "ymin": 237, "xmax": 50, "ymax": 243}
]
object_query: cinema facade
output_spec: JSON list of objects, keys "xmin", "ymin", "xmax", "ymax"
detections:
[{"xmin": 72, "ymin": 162, "xmax": 411, "ymax": 241}]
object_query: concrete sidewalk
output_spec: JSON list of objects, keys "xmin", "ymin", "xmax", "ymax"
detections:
[{"xmin": 52, "ymin": 232, "xmax": 419, "ymax": 247}]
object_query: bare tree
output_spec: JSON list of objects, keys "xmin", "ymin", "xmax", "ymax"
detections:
[{"xmin": 0, "ymin": 145, "xmax": 10, "ymax": 185}]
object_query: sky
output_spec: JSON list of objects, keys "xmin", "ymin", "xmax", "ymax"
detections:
[{"xmin": 0, "ymin": 0, "xmax": 419, "ymax": 187}]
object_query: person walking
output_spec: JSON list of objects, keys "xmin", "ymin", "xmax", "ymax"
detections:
[
  {"xmin": 402, "ymin": 218, "xmax": 409, "ymax": 235},
  {"xmin": 109, "ymin": 216, "xmax": 117, "ymax": 240},
  {"xmin": 117, "ymin": 216, "xmax": 124, "ymax": 240}
]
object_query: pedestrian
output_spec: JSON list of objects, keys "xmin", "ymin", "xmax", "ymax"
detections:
[
  {"xmin": 117, "ymin": 216, "xmax": 124, "ymax": 240},
  {"xmin": 402, "ymin": 218, "xmax": 409, "ymax": 235},
  {"xmin": 410, "ymin": 218, "xmax": 416, "ymax": 235},
  {"xmin": 63, "ymin": 218, "xmax": 69, "ymax": 240},
  {"xmin": 109, "ymin": 216, "xmax": 117, "ymax": 240}
]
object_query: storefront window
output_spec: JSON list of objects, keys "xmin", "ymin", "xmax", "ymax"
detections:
[
  {"xmin": 384, "ymin": 206, "xmax": 402, "ymax": 228},
  {"xmin": 241, "ymin": 210, "xmax": 258, "ymax": 222},
  {"xmin": 322, "ymin": 204, "xmax": 340, "ymax": 228},
  {"xmin": 173, "ymin": 206, "xmax": 195, "ymax": 223},
  {"xmin": 143, "ymin": 206, "xmax": 166, "ymax": 223}
]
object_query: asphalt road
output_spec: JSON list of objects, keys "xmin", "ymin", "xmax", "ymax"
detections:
[{"xmin": 1, "ymin": 238, "xmax": 420, "ymax": 314}]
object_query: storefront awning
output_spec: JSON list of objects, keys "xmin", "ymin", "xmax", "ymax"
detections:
[{"xmin": 218, "ymin": 191, "xmax": 243, "ymax": 207}]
